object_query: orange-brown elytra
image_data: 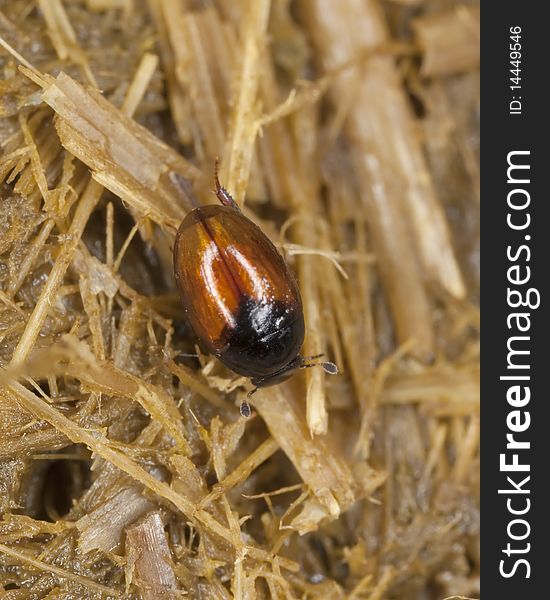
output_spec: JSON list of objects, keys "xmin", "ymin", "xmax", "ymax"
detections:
[{"xmin": 173, "ymin": 164, "xmax": 337, "ymax": 408}]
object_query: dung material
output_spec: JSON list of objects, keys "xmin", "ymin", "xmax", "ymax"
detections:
[{"xmin": 0, "ymin": 0, "xmax": 479, "ymax": 598}]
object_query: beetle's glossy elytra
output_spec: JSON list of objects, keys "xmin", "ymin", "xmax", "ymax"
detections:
[{"xmin": 173, "ymin": 176, "xmax": 305, "ymax": 388}]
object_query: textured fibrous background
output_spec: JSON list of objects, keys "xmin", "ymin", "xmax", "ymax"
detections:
[{"xmin": 0, "ymin": 0, "xmax": 479, "ymax": 598}]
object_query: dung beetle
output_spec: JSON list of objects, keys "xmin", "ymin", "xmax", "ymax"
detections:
[{"xmin": 173, "ymin": 165, "xmax": 337, "ymax": 414}]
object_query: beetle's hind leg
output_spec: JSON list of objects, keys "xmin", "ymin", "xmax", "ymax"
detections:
[{"xmin": 213, "ymin": 158, "xmax": 239, "ymax": 209}]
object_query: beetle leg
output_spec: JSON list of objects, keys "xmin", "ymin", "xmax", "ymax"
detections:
[{"xmin": 213, "ymin": 159, "xmax": 239, "ymax": 210}]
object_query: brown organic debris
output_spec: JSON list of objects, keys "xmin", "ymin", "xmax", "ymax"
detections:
[{"xmin": 1, "ymin": 1, "xmax": 479, "ymax": 598}]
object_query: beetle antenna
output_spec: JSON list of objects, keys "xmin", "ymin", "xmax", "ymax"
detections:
[
  {"xmin": 213, "ymin": 158, "xmax": 239, "ymax": 209},
  {"xmin": 300, "ymin": 359, "xmax": 339, "ymax": 375},
  {"xmin": 238, "ymin": 385, "xmax": 260, "ymax": 417},
  {"xmin": 240, "ymin": 399, "xmax": 252, "ymax": 418},
  {"xmin": 322, "ymin": 361, "xmax": 339, "ymax": 375}
]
